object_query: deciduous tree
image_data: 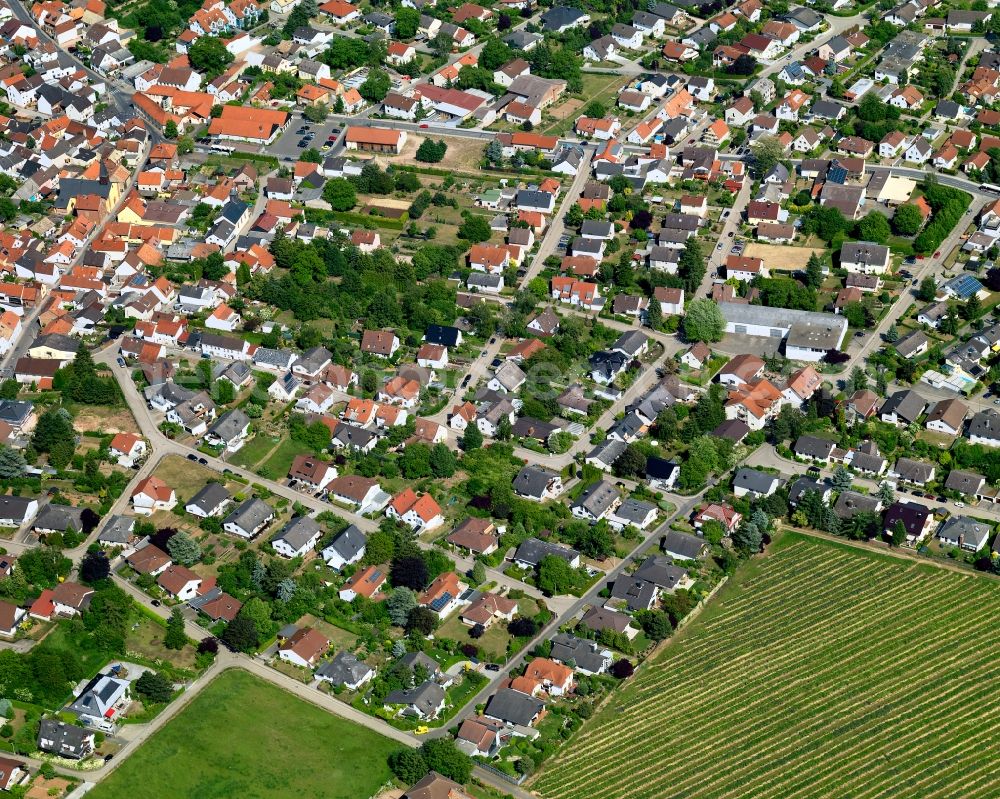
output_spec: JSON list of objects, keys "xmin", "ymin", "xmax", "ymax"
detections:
[{"xmin": 682, "ymin": 299, "xmax": 725, "ymax": 343}]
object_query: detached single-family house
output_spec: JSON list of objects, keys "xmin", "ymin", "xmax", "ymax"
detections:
[{"xmin": 270, "ymin": 516, "xmax": 322, "ymax": 558}]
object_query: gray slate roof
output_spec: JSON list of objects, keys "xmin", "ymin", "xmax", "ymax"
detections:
[
  {"xmin": 223, "ymin": 497, "xmax": 274, "ymax": 534},
  {"xmin": 385, "ymin": 680, "xmax": 445, "ymax": 716},
  {"xmin": 271, "ymin": 516, "xmax": 321, "ymax": 550},
  {"xmin": 549, "ymin": 632, "xmax": 610, "ymax": 674},
  {"xmin": 207, "ymin": 408, "xmax": 250, "ymax": 443},
  {"xmin": 514, "ymin": 537, "xmax": 579, "ymax": 567},
  {"xmin": 98, "ymin": 514, "xmax": 134, "ymax": 544},
  {"xmin": 662, "ymin": 530, "xmax": 707, "ymax": 560},
  {"xmin": 733, "ymin": 467, "xmax": 780, "ymax": 495},
  {"xmin": 484, "ymin": 688, "xmax": 544, "ymax": 726},
  {"xmin": 325, "ymin": 524, "xmax": 367, "ymax": 563},
  {"xmin": 513, "ymin": 465, "xmax": 559, "ymax": 498},
  {"xmin": 316, "ymin": 651, "xmax": 374, "ymax": 687},
  {"xmin": 187, "ymin": 482, "xmax": 231, "ymax": 514},
  {"xmin": 34, "ymin": 503, "xmax": 85, "ymax": 533},
  {"xmin": 572, "ymin": 480, "xmax": 619, "ymax": 518}
]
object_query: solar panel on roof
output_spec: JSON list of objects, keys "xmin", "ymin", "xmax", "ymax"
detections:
[
  {"xmin": 949, "ymin": 274, "xmax": 984, "ymax": 299},
  {"xmin": 430, "ymin": 592, "xmax": 453, "ymax": 611},
  {"xmin": 827, "ymin": 166, "xmax": 847, "ymax": 184}
]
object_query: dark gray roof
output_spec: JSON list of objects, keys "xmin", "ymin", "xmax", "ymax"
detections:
[
  {"xmin": 484, "ymin": 688, "xmax": 544, "ymax": 726},
  {"xmin": 316, "ymin": 651, "xmax": 374, "ymax": 687},
  {"xmin": 34, "ymin": 333, "xmax": 80, "ymax": 354},
  {"xmin": 788, "ymin": 477, "xmax": 828, "ymax": 505},
  {"xmin": 187, "ymin": 482, "xmax": 231, "ymax": 514},
  {"xmin": 614, "ymin": 498, "xmax": 656, "ymax": 524},
  {"xmin": 892, "ymin": 457, "xmax": 935, "ymax": 483},
  {"xmin": 794, "ymin": 435, "xmax": 836, "ymax": 460},
  {"xmin": 334, "ymin": 424, "xmax": 377, "ymax": 449},
  {"xmin": 832, "ymin": 490, "xmax": 881, "ymax": 519},
  {"xmin": 880, "ymin": 390, "xmax": 926, "ymax": 424},
  {"xmin": 98, "ymin": 514, "xmax": 134, "ymax": 544},
  {"xmin": 662, "ymin": 530, "xmax": 707, "ymax": 560},
  {"xmin": 325, "ymin": 524, "xmax": 366, "ymax": 562},
  {"xmin": 610, "ymin": 574, "xmax": 657, "ymax": 611},
  {"xmin": 645, "ymin": 456, "xmax": 680, "ymax": 481},
  {"xmin": 589, "ymin": 350, "xmax": 629, "ymax": 381},
  {"xmin": 144, "ymin": 381, "xmax": 195, "ymax": 407},
  {"xmin": 0, "ymin": 400, "xmax": 33, "ymax": 426},
  {"xmin": 514, "ymin": 537, "xmax": 579, "ymax": 567},
  {"xmin": 811, "ymin": 99, "xmax": 845, "ymax": 119},
  {"xmin": 549, "ymin": 632, "xmax": 610, "ymax": 673},
  {"xmin": 611, "ymin": 330, "xmax": 648, "ymax": 357},
  {"xmin": 271, "ymin": 516, "xmax": 321, "ymax": 550},
  {"xmin": 399, "ymin": 651, "xmax": 441, "ymax": 675},
  {"xmin": 385, "ymin": 680, "xmax": 445, "ymax": 716},
  {"xmin": 572, "ymin": 480, "xmax": 619, "ymax": 518},
  {"xmin": 786, "ymin": 6, "xmax": 822, "ymax": 26},
  {"xmin": 516, "ymin": 189, "xmax": 554, "ymax": 210},
  {"xmin": 424, "ymin": 325, "xmax": 462, "ymax": 347},
  {"xmin": 0, "ymin": 495, "xmax": 36, "ymax": 520},
  {"xmin": 581, "ymin": 220, "xmax": 614, "ymax": 238},
  {"xmin": 944, "ymin": 469, "xmax": 985, "ymax": 495},
  {"xmin": 207, "ymin": 408, "xmax": 250, "ymax": 443},
  {"xmin": 733, "ymin": 467, "xmax": 780, "ymax": 495},
  {"xmin": 513, "ymin": 465, "xmax": 559, "ymax": 499},
  {"xmin": 541, "ymin": 5, "xmax": 588, "ymax": 30},
  {"xmin": 253, "ymin": 347, "xmax": 297, "ymax": 368},
  {"xmin": 969, "ymin": 409, "xmax": 1000, "ymax": 441},
  {"xmin": 34, "ymin": 503, "xmax": 85, "ymax": 533},
  {"xmin": 504, "ymin": 30, "xmax": 542, "ymax": 48},
  {"xmin": 632, "ymin": 555, "xmax": 686, "ymax": 589},
  {"xmin": 67, "ymin": 673, "xmax": 126, "ymax": 719},
  {"xmin": 841, "ymin": 241, "xmax": 889, "ymax": 268},
  {"xmin": 586, "ymin": 438, "xmax": 627, "ymax": 468},
  {"xmin": 223, "ymin": 497, "xmax": 274, "ymax": 533},
  {"xmin": 38, "ymin": 719, "xmax": 92, "ymax": 757},
  {"xmin": 295, "ymin": 346, "xmax": 332, "ymax": 374}
]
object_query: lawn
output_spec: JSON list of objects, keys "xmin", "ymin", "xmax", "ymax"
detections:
[
  {"xmin": 258, "ymin": 438, "xmax": 315, "ymax": 480},
  {"xmin": 534, "ymin": 532, "xmax": 1000, "ymax": 799},
  {"xmin": 230, "ymin": 433, "xmax": 282, "ymax": 470},
  {"xmin": 125, "ymin": 617, "xmax": 197, "ymax": 672},
  {"xmin": 153, "ymin": 455, "xmax": 220, "ymax": 499},
  {"xmin": 88, "ymin": 670, "xmax": 399, "ymax": 799}
]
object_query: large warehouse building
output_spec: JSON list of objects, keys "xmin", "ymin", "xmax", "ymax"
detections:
[{"xmin": 719, "ymin": 303, "xmax": 848, "ymax": 362}]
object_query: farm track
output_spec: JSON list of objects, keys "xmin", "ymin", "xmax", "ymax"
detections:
[{"xmin": 533, "ymin": 539, "xmax": 1000, "ymax": 799}]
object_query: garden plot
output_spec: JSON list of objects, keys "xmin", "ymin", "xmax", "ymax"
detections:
[{"xmin": 534, "ymin": 534, "xmax": 1000, "ymax": 799}]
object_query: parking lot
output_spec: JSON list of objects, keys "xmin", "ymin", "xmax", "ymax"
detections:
[{"xmin": 269, "ymin": 117, "xmax": 346, "ymax": 161}]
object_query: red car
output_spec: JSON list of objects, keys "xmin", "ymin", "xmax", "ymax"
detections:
[
  {"xmin": 934, "ymin": 251, "xmax": 941, "ymax": 258},
  {"xmin": 419, "ymin": 123, "xmax": 429, "ymax": 129}
]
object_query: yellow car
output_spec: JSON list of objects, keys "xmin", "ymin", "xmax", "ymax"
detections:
[{"xmin": 414, "ymin": 725, "xmax": 430, "ymax": 735}]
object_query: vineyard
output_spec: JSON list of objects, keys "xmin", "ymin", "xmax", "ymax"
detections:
[{"xmin": 534, "ymin": 534, "xmax": 1000, "ymax": 799}]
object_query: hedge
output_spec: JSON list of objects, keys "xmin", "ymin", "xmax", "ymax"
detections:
[{"xmin": 912, "ymin": 182, "xmax": 972, "ymax": 254}]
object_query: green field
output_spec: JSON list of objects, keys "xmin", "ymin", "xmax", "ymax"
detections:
[
  {"xmin": 89, "ymin": 670, "xmax": 398, "ymax": 799},
  {"xmin": 534, "ymin": 534, "xmax": 1000, "ymax": 799}
]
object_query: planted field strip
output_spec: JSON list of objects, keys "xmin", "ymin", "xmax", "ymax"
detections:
[{"xmin": 533, "ymin": 536, "xmax": 1000, "ymax": 799}]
